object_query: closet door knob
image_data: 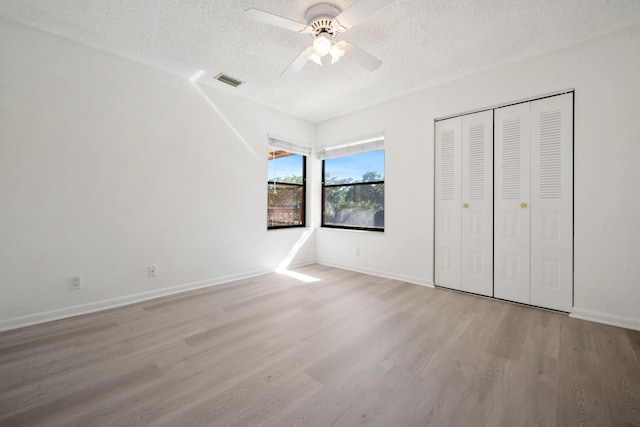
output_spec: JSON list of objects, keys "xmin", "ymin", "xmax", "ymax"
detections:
[
  {"xmin": 463, "ymin": 203, "xmax": 469, "ymax": 208},
  {"xmin": 520, "ymin": 202, "xmax": 527, "ymax": 208}
]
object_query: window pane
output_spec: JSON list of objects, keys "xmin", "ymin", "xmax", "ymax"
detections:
[
  {"xmin": 323, "ymin": 150, "xmax": 384, "ymax": 184},
  {"xmin": 268, "ymin": 153, "xmax": 303, "ymax": 184},
  {"xmin": 267, "ymin": 149, "xmax": 305, "ymax": 229},
  {"xmin": 268, "ymin": 183, "xmax": 304, "ymax": 227},
  {"xmin": 323, "ymin": 183, "xmax": 384, "ymax": 229}
]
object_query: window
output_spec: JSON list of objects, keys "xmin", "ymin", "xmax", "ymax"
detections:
[
  {"xmin": 268, "ymin": 147, "xmax": 306, "ymax": 229},
  {"xmin": 322, "ymin": 145, "xmax": 384, "ymax": 231}
]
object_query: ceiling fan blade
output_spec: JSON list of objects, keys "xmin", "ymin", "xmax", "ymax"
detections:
[
  {"xmin": 280, "ymin": 47, "xmax": 314, "ymax": 78},
  {"xmin": 343, "ymin": 43, "xmax": 383, "ymax": 71},
  {"xmin": 334, "ymin": 0, "xmax": 395, "ymax": 30},
  {"xmin": 245, "ymin": 8, "xmax": 308, "ymax": 33}
]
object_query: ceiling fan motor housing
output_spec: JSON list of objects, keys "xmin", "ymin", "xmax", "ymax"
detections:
[{"xmin": 305, "ymin": 3, "xmax": 342, "ymax": 37}]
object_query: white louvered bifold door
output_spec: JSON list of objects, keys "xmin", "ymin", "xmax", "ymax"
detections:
[
  {"xmin": 494, "ymin": 102, "xmax": 531, "ymax": 304},
  {"xmin": 530, "ymin": 93, "xmax": 573, "ymax": 311},
  {"xmin": 435, "ymin": 117, "xmax": 462, "ymax": 290},
  {"xmin": 461, "ymin": 111, "xmax": 494, "ymax": 296}
]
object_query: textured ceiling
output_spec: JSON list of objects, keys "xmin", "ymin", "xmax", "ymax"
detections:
[{"xmin": 1, "ymin": 0, "xmax": 640, "ymax": 122}]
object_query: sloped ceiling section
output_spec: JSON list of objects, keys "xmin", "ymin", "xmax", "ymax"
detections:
[{"xmin": 1, "ymin": 0, "xmax": 640, "ymax": 122}]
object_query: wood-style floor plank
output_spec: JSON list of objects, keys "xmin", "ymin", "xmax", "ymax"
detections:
[{"xmin": 1, "ymin": 264, "xmax": 639, "ymax": 426}]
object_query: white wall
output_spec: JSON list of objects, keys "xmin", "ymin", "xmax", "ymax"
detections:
[
  {"xmin": 0, "ymin": 17, "xmax": 316, "ymax": 330},
  {"xmin": 316, "ymin": 24, "xmax": 640, "ymax": 330}
]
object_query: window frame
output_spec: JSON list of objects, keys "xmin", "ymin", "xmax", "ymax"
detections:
[
  {"xmin": 321, "ymin": 150, "xmax": 385, "ymax": 232},
  {"xmin": 267, "ymin": 150, "xmax": 306, "ymax": 230}
]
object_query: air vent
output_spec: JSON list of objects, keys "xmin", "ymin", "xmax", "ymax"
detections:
[{"xmin": 214, "ymin": 73, "xmax": 243, "ymax": 88}]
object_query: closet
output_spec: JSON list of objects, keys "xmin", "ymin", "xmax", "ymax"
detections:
[{"xmin": 435, "ymin": 92, "xmax": 573, "ymax": 311}]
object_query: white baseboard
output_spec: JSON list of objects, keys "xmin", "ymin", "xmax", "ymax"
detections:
[
  {"xmin": 570, "ymin": 308, "xmax": 640, "ymax": 332},
  {"xmin": 316, "ymin": 259, "xmax": 434, "ymax": 288},
  {"xmin": 7, "ymin": 261, "xmax": 636, "ymax": 334},
  {"xmin": 0, "ymin": 267, "xmax": 280, "ymax": 332},
  {"xmin": 0, "ymin": 259, "xmax": 318, "ymax": 332}
]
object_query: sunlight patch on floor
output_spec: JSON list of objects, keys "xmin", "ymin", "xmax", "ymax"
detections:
[{"xmin": 277, "ymin": 269, "xmax": 320, "ymax": 283}]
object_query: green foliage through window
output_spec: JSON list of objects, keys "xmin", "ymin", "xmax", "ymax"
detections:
[{"xmin": 322, "ymin": 150, "xmax": 384, "ymax": 231}]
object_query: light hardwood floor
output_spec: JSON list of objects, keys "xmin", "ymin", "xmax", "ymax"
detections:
[{"xmin": 1, "ymin": 264, "xmax": 639, "ymax": 426}]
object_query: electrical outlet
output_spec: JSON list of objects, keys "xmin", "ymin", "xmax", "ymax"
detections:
[
  {"xmin": 147, "ymin": 265, "xmax": 157, "ymax": 277},
  {"xmin": 70, "ymin": 276, "xmax": 82, "ymax": 290}
]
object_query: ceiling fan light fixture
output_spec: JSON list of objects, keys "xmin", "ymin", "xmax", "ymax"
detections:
[
  {"xmin": 308, "ymin": 52, "xmax": 323, "ymax": 66},
  {"xmin": 330, "ymin": 43, "xmax": 346, "ymax": 64},
  {"xmin": 312, "ymin": 34, "xmax": 332, "ymax": 56}
]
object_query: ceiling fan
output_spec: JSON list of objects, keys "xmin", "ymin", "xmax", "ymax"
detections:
[{"xmin": 245, "ymin": 0, "xmax": 395, "ymax": 77}]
